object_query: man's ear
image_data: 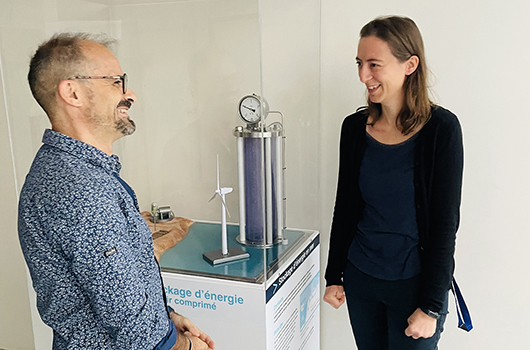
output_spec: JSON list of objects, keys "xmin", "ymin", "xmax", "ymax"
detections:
[
  {"xmin": 405, "ymin": 55, "xmax": 419, "ymax": 76},
  {"xmin": 57, "ymin": 80, "xmax": 84, "ymax": 107}
]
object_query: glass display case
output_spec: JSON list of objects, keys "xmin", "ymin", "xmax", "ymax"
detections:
[{"xmin": 1, "ymin": 0, "xmax": 321, "ymax": 349}]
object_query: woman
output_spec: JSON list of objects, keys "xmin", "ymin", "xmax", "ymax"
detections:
[{"xmin": 323, "ymin": 16, "xmax": 463, "ymax": 350}]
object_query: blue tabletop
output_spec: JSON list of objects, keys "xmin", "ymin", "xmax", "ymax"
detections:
[{"xmin": 159, "ymin": 221, "xmax": 308, "ymax": 283}]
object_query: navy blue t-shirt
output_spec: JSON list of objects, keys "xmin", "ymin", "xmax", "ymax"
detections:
[{"xmin": 348, "ymin": 131, "xmax": 421, "ymax": 280}]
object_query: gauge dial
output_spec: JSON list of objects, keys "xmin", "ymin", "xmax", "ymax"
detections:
[{"xmin": 238, "ymin": 94, "xmax": 268, "ymax": 125}]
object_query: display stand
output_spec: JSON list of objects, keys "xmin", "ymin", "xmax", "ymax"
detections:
[{"xmin": 160, "ymin": 222, "xmax": 320, "ymax": 350}]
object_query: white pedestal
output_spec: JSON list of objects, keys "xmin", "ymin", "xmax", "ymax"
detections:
[{"xmin": 160, "ymin": 222, "xmax": 320, "ymax": 350}]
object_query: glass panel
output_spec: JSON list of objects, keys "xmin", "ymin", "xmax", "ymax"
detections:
[
  {"xmin": 110, "ymin": 0, "xmax": 266, "ymax": 280},
  {"xmin": 3, "ymin": 0, "xmax": 319, "ymax": 319},
  {"xmin": 258, "ymin": 0, "xmax": 321, "ymax": 282},
  {"xmin": 110, "ymin": 0, "xmax": 261, "ymax": 223}
]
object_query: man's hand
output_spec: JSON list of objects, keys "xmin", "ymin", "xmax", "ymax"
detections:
[
  {"xmin": 404, "ymin": 308, "xmax": 437, "ymax": 339},
  {"xmin": 323, "ymin": 285, "xmax": 346, "ymax": 309},
  {"xmin": 170, "ymin": 312, "xmax": 215, "ymax": 349},
  {"xmin": 172, "ymin": 330, "xmax": 212, "ymax": 350}
]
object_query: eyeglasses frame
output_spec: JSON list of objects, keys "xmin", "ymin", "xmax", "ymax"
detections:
[{"xmin": 68, "ymin": 73, "xmax": 128, "ymax": 94}]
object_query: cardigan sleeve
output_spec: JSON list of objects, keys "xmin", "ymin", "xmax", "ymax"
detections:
[
  {"xmin": 418, "ymin": 108, "xmax": 464, "ymax": 312},
  {"xmin": 325, "ymin": 113, "xmax": 366, "ymax": 286}
]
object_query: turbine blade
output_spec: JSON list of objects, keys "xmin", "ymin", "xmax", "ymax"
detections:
[
  {"xmin": 220, "ymin": 195, "xmax": 231, "ymax": 218},
  {"xmin": 208, "ymin": 192, "xmax": 217, "ymax": 202}
]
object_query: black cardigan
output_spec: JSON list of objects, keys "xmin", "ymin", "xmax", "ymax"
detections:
[{"xmin": 324, "ymin": 105, "xmax": 464, "ymax": 313}]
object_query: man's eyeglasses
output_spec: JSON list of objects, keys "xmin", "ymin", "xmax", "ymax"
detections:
[{"xmin": 69, "ymin": 73, "xmax": 128, "ymax": 94}]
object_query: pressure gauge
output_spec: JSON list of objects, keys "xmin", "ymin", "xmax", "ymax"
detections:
[{"xmin": 238, "ymin": 94, "xmax": 269, "ymax": 125}]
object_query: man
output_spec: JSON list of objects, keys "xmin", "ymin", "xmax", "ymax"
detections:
[{"xmin": 18, "ymin": 33, "xmax": 215, "ymax": 350}]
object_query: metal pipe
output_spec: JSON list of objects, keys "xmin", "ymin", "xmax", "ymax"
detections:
[
  {"xmin": 265, "ymin": 137, "xmax": 273, "ymax": 245},
  {"xmin": 237, "ymin": 135, "xmax": 246, "ymax": 243},
  {"xmin": 282, "ymin": 130, "xmax": 287, "ymax": 230},
  {"xmin": 275, "ymin": 133, "xmax": 283, "ymax": 240}
]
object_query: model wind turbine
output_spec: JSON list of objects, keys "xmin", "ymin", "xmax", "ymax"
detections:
[{"xmin": 203, "ymin": 155, "xmax": 249, "ymax": 265}]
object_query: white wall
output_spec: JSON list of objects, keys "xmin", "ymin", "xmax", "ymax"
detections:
[
  {"xmin": 0, "ymin": 47, "xmax": 35, "ymax": 350},
  {"xmin": 320, "ymin": 1, "xmax": 530, "ymax": 349}
]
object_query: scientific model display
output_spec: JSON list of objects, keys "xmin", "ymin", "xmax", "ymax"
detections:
[
  {"xmin": 203, "ymin": 94, "xmax": 286, "ymax": 264},
  {"xmin": 234, "ymin": 94, "xmax": 286, "ymax": 247},
  {"xmin": 160, "ymin": 94, "xmax": 320, "ymax": 350}
]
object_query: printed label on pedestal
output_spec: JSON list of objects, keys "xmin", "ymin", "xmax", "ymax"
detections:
[
  {"xmin": 266, "ymin": 236, "xmax": 320, "ymax": 350},
  {"xmin": 162, "ymin": 274, "xmax": 265, "ymax": 350}
]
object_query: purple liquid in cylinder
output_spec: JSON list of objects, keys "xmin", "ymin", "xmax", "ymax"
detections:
[
  {"xmin": 244, "ymin": 138, "xmax": 265, "ymax": 243},
  {"xmin": 243, "ymin": 137, "xmax": 280, "ymax": 244}
]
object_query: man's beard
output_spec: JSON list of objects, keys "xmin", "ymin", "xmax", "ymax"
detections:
[
  {"xmin": 86, "ymin": 93, "xmax": 137, "ymax": 136},
  {"xmin": 116, "ymin": 99, "xmax": 136, "ymax": 136},
  {"xmin": 116, "ymin": 117, "xmax": 136, "ymax": 136}
]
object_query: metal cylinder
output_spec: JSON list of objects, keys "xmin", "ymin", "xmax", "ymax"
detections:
[{"xmin": 234, "ymin": 125, "xmax": 284, "ymax": 246}]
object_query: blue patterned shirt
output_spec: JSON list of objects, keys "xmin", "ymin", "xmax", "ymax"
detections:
[{"xmin": 18, "ymin": 129, "xmax": 172, "ymax": 349}]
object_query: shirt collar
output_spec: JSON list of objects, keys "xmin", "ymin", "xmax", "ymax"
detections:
[{"xmin": 42, "ymin": 129, "xmax": 122, "ymax": 174}]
